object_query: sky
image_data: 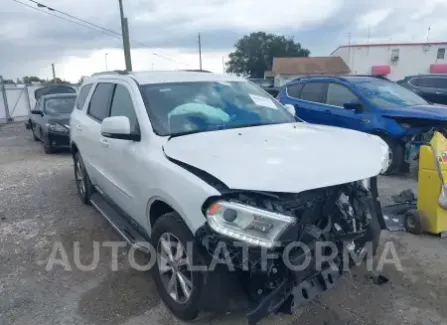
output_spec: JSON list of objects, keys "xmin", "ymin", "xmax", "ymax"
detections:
[{"xmin": 1, "ymin": 0, "xmax": 447, "ymax": 83}]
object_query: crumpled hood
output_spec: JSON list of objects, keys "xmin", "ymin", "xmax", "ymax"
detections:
[
  {"xmin": 48, "ymin": 116, "xmax": 70, "ymax": 128},
  {"xmin": 380, "ymin": 104, "xmax": 447, "ymax": 120},
  {"xmin": 163, "ymin": 123, "xmax": 387, "ymax": 193}
]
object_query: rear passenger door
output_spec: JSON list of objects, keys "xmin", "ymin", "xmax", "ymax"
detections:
[
  {"xmin": 81, "ymin": 83, "xmax": 114, "ymax": 189},
  {"xmin": 295, "ymin": 82, "xmax": 332, "ymax": 124}
]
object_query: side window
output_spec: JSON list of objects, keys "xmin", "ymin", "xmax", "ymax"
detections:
[
  {"xmin": 326, "ymin": 83, "xmax": 359, "ymax": 107},
  {"xmin": 409, "ymin": 78, "xmax": 421, "ymax": 86},
  {"xmin": 418, "ymin": 77, "xmax": 447, "ymax": 89},
  {"xmin": 437, "ymin": 48, "xmax": 445, "ymax": 60},
  {"xmin": 286, "ymin": 83, "xmax": 303, "ymax": 98},
  {"xmin": 87, "ymin": 83, "xmax": 114, "ymax": 122},
  {"xmin": 300, "ymin": 82, "xmax": 326, "ymax": 103},
  {"xmin": 75, "ymin": 84, "xmax": 93, "ymax": 110},
  {"xmin": 109, "ymin": 85, "xmax": 139, "ymax": 133}
]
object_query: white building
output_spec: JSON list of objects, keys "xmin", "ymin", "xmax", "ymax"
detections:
[{"xmin": 331, "ymin": 42, "xmax": 447, "ymax": 81}]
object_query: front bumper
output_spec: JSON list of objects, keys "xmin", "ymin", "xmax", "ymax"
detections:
[
  {"xmin": 45, "ymin": 131, "xmax": 70, "ymax": 148},
  {"xmin": 247, "ymin": 267, "xmax": 341, "ymax": 325}
]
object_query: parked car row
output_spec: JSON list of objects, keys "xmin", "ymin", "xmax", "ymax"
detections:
[{"xmin": 277, "ymin": 74, "xmax": 447, "ymax": 175}]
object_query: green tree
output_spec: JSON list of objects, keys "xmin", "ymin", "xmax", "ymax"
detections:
[
  {"xmin": 226, "ymin": 32, "xmax": 310, "ymax": 78},
  {"xmin": 22, "ymin": 76, "xmax": 43, "ymax": 84}
]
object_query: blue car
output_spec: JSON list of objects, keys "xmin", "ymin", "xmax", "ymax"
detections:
[{"xmin": 278, "ymin": 75, "xmax": 447, "ymax": 175}]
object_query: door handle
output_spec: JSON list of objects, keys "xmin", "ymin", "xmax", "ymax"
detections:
[
  {"xmin": 436, "ymin": 91, "xmax": 442, "ymax": 95},
  {"xmin": 100, "ymin": 138, "xmax": 110, "ymax": 147},
  {"xmin": 75, "ymin": 124, "xmax": 82, "ymax": 131}
]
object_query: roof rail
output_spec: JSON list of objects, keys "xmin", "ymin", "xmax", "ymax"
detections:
[
  {"xmin": 180, "ymin": 69, "xmax": 212, "ymax": 73},
  {"xmin": 91, "ymin": 70, "xmax": 129, "ymax": 77}
]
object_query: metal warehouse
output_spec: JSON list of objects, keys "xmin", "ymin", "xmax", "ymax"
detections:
[{"xmin": 331, "ymin": 42, "xmax": 447, "ymax": 81}]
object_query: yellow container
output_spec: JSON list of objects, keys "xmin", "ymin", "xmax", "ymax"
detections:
[{"xmin": 417, "ymin": 131, "xmax": 447, "ymax": 234}]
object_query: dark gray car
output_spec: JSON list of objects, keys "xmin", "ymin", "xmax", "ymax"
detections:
[{"xmin": 397, "ymin": 74, "xmax": 447, "ymax": 105}]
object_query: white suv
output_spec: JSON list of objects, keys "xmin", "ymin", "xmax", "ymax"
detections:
[{"xmin": 70, "ymin": 70, "xmax": 389, "ymax": 324}]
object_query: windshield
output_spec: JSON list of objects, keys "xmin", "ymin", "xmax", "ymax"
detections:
[
  {"xmin": 356, "ymin": 79, "xmax": 428, "ymax": 108},
  {"xmin": 44, "ymin": 96, "xmax": 76, "ymax": 115},
  {"xmin": 140, "ymin": 81, "xmax": 297, "ymax": 136}
]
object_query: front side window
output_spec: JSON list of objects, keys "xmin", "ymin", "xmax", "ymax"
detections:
[
  {"xmin": 300, "ymin": 82, "xmax": 326, "ymax": 103},
  {"xmin": 43, "ymin": 96, "xmax": 76, "ymax": 116},
  {"xmin": 110, "ymin": 85, "xmax": 139, "ymax": 133},
  {"xmin": 140, "ymin": 81, "xmax": 297, "ymax": 136},
  {"xmin": 88, "ymin": 83, "xmax": 114, "ymax": 121},
  {"xmin": 356, "ymin": 79, "xmax": 428, "ymax": 108},
  {"xmin": 326, "ymin": 83, "xmax": 359, "ymax": 107},
  {"xmin": 418, "ymin": 77, "xmax": 447, "ymax": 89}
]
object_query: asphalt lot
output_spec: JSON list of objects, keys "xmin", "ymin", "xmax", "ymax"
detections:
[{"xmin": 1, "ymin": 123, "xmax": 446, "ymax": 325}]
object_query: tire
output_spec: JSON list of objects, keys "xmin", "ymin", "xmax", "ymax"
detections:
[
  {"xmin": 73, "ymin": 152, "xmax": 93, "ymax": 204},
  {"xmin": 43, "ymin": 142, "xmax": 53, "ymax": 154},
  {"xmin": 31, "ymin": 125, "xmax": 39, "ymax": 141},
  {"xmin": 404, "ymin": 209, "xmax": 423, "ymax": 234},
  {"xmin": 380, "ymin": 137, "xmax": 404, "ymax": 176},
  {"xmin": 150, "ymin": 212, "xmax": 205, "ymax": 321}
]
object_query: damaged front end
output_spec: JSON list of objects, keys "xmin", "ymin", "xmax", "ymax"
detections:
[{"xmin": 195, "ymin": 180, "xmax": 381, "ymax": 325}]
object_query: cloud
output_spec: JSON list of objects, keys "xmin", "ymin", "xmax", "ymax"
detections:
[{"xmin": 1, "ymin": 0, "xmax": 447, "ymax": 82}]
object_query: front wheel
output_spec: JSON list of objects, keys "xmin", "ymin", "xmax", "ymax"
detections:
[
  {"xmin": 73, "ymin": 152, "xmax": 93, "ymax": 204},
  {"xmin": 151, "ymin": 212, "xmax": 205, "ymax": 321},
  {"xmin": 380, "ymin": 137, "xmax": 404, "ymax": 176}
]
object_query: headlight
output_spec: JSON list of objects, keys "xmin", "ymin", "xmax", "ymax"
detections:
[
  {"xmin": 360, "ymin": 178, "xmax": 370, "ymax": 189},
  {"xmin": 376, "ymin": 137, "xmax": 391, "ymax": 173},
  {"xmin": 46, "ymin": 123, "xmax": 67, "ymax": 133},
  {"xmin": 205, "ymin": 201, "xmax": 296, "ymax": 248}
]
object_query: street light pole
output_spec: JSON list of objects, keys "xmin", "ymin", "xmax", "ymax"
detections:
[{"xmin": 118, "ymin": 0, "xmax": 132, "ymax": 71}]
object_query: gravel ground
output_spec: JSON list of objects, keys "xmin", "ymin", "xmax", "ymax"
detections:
[{"xmin": 0, "ymin": 123, "xmax": 446, "ymax": 325}]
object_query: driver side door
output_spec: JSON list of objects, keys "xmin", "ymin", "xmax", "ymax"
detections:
[{"xmin": 324, "ymin": 83, "xmax": 373, "ymax": 133}]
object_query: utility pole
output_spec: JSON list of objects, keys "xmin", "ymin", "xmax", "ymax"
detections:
[
  {"xmin": 118, "ymin": 0, "xmax": 132, "ymax": 71},
  {"xmin": 198, "ymin": 33, "xmax": 203, "ymax": 71},
  {"xmin": 222, "ymin": 56, "xmax": 225, "ymax": 73},
  {"xmin": 51, "ymin": 63, "xmax": 56, "ymax": 81},
  {"xmin": 426, "ymin": 26, "xmax": 431, "ymax": 42}
]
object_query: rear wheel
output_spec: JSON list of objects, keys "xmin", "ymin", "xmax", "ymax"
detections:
[
  {"xmin": 73, "ymin": 152, "xmax": 93, "ymax": 204},
  {"xmin": 151, "ymin": 212, "xmax": 205, "ymax": 321}
]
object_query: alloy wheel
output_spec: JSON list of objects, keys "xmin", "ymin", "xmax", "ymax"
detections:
[{"xmin": 157, "ymin": 233, "xmax": 193, "ymax": 304}]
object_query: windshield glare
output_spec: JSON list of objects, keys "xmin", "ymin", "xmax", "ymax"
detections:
[
  {"xmin": 44, "ymin": 97, "xmax": 76, "ymax": 115},
  {"xmin": 356, "ymin": 79, "xmax": 428, "ymax": 108},
  {"xmin": 140, "ymin": 81, "xmax": 296, "ymax": 136}
]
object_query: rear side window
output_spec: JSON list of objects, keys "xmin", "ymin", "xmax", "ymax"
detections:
[
  {"xmin": 300, "ymin": 82, "xmax": 326, "ymax": 103},
  {"xmin": 417, "ymin": 77, "xmax": 447, "ymax": 89},
  {"xmin": 286, "ymin": 83, "xmax": 303, "ymax": 98},
  {"xmin": 326, "ymin": 83, "xmax": 359, "ymax": 107},
  {"xmin": 87, "ymin": 83, "xmax": 114, "ymax": 121},
  {"xmin": 75, "ymin": 84, "xmax": 93, "ymax": 110},
  {"xmin": 110, "ymin": 85, "xmax": 139, "ymax": 133}
]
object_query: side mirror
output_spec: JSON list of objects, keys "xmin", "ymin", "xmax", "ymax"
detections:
[
  {"xmin": 31, "ymin": 110, "xmax": 42, "ymax": 115},
  {"xmin": 343, "ymin": 101, "xmax": 363, "ymax": 113},
  {"xmin": 101, "ymin": 116, "xmax": 140, "ymax": 141},
  {"xmin": 283, "ymin": 104, "xmax": 296, "ymax": 115}
]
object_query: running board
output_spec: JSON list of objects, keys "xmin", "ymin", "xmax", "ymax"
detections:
[{"xmin": 90, "ymin": 192, "xmax": 151, "ymax": 253}]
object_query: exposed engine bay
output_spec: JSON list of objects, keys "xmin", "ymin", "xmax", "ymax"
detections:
[{"xmin": 196, "ymin": 180, "xmax": 381, "ymax": 325}]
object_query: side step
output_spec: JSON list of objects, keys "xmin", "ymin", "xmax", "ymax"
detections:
[{"xmin": 90, "ymin": 192, "xmax": 151, "ymax": 253}]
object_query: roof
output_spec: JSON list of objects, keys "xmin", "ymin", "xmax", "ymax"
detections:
[
  {"xmin": 42, "ymin": 93, "xmax": 77, "ymax": 99},
  {"xmin": 89, "ymin": 70, "xmax": 244, "ymax": 85},
  {"xmin": 331, "ymin": 42, "xmax": 447, "ymax": 54},
  {"xmin": 272, "ymin": 57, "xmax": 350, "ymax": 75}
]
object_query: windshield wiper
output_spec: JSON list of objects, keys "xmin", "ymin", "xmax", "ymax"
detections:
[{"xmin": 167, "ymin": 129, "xmax": 208, "ymax": 140}]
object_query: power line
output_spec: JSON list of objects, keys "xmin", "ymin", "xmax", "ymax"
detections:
[{"xmin": 12, "ymin": 0, "xmax": 188, "ymax": 66}]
